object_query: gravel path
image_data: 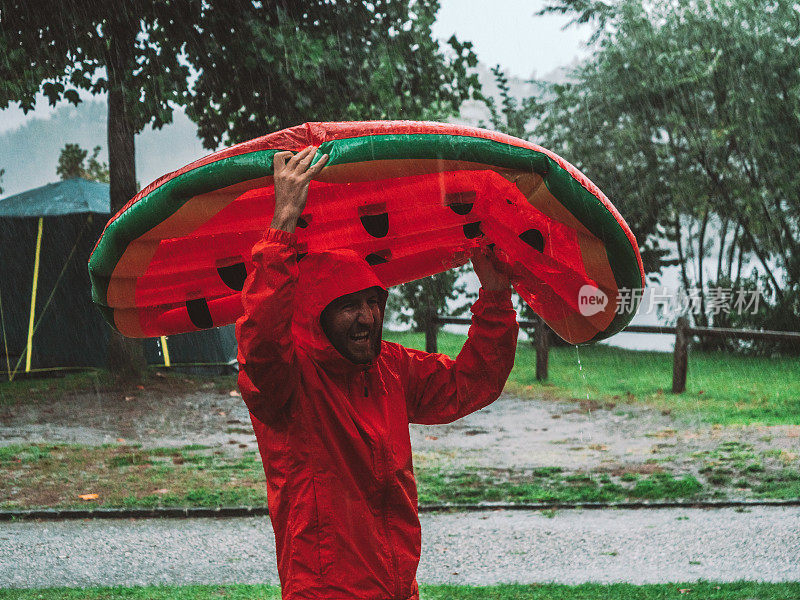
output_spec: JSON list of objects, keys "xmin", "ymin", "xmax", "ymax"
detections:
[{"xmin": 3, "ymin": 507, "xmax": 799, "ymax": 589}]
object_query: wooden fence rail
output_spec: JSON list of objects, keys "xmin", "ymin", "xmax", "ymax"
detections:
[{"xmin": 425, "ymin": 314, "xmax": 800, "ymax": 393}]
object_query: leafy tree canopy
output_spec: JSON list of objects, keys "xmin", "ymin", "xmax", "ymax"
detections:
[
  {"xmin": 0, "ymin": 0, "xmax": 197, "ymax": 132},
  {"xmin": 388, "ymin": 265, "xmax": 473, "ymax": 333},
  {"xmin": 183, "ymin": 1, "xmax": 479, "ymax": 147},
  {"xmin": 532, "ymin": 0, "xmax": 800, "ymax": 347},
  {"xmin": 56, "ymin": 144, "xmax": 110, "ymax": 182},
  {"xmin": 532, "ymin": 0, "xmax": 800, "ymax": 294},
  {"xmin": 0, "ymin": 1, "xmax": 479, "ymax": 146}
]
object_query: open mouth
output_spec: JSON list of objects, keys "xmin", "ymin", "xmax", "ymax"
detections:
[{"xmin": 350, "ymin": 331, "xmax": 371, "ymax": 342}]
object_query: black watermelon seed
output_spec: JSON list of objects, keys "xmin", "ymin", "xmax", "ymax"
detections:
[
  {"xmin": 445, "ymin": 191, "xmax": 476, "ymax": 215},
  {"xmin": 487, "ymin": 243, "xmax": 496, "ymax": 251},
  {"xmin": 360, "ymin": 213, "xmax": 389, "ymax": 238},
  {"xmin": 365, "ymin": 251, "xmax": 390, "ymax": 265},
  {"xmin": 186, "ymin": 298, "xmax": 213, "ymax": 329},
  {"xmin": 463, "ymin": 222, "xmax": 482, "ymax": 239},
  {"xmin": 297, "ymin": 252, "xmax": 308, "ymax": 261},
  {"xmin": 519, "ymin": 228, "xmax": 545, "ymax": 252},
  {"xmin": 217, "ymin": 262, "xmax": 247, "ymax": 291},
  {"xmin": 296, "ymin": 215, "xmax": 310, "ymax": 229},
  {"xmin": 448, "ymin": 202, "xmax": 474, "ymax": 216}
]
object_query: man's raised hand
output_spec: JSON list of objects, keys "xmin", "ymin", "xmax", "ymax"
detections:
[
  {"xmin": 472, "ymin": 247, "xmax": 511, "ymax": 292},
  {"xmin": 270, "ymin": 146, "xmax": 329, "ymax": 232}
]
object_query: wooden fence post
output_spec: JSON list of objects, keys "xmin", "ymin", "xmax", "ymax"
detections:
[
  {"xmin": 424, "ymin": 306, "xmax": 438, "ymax": 354},
  {"xmin": 672, "ymin": 316, "xmax": 689, "ymax": 393},
  {"xmin": 535, "ymin": 315, "xmax": 549, "ymax": 381}
]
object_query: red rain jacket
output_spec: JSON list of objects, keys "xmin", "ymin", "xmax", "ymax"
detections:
[{"xmin": 236, "ymin": 229, "xmax": 518, "ymax": 600}]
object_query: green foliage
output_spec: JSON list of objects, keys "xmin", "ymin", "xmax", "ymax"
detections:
[
  {"xmin": 4, "ymin": 438, "xmax": 798, "ymax": 510},
  {"xmin": 481, "ymin": 65, "xmax": 540, "ymax": 139},
  {"xmin": 533, "ymin": 0, "xmax": 800, "ymax": 326},
  {"xmin": 0, "ymin": 0, "xmax": 201, "ymax": 377},
  {"xmin": 0, "ymin": 1, "xmax": 197, "ymax": 132},
  {"xmin": 416, "ymin": 466, "xmax": 705, "ymax": 504},
  {"xmin": 536, "ymin": 0, "xmax": 800, "ymax": 314},
  {"xmin": 537, "ymin": 1, "xmax": 618, "ymax": 36},
  {"xmin": 0, "ymin": 443, "xmax": 52, "ymax": 463},
  {"xmin": 0, "ymin": 585, "xmax": 284, "ymax": 600},
  {"xmin": 387, "ymin": 266, "xmax": 474, "ymax": 333},
  {"xmin": 2, "ymin": 1, "xmax": 476, "ymax": 134},
  {"xmin": 385, "ymin": 330, "xmax": 800, "ymax": 425},
  {"xmin": 0, "ymin": 442, "xmax": 268, "ymax": 510},
  {"xmin": 700, "ymin": 274, "xmax": 800, "ymax": 355},
  {"xmin": 56, "ymin": 144, "xmax": 110, "ymax": 183},
  {"xmin": 0, "ymin": 0, "xmax": 479, "ymax": 168},
  {"xmin": 182, "ymin": 1, "xmax": 481, "ymax": 147},
  {"xmin": 106, "ymin": 452, "xmax": 153, "ymax": 468},
  {"xmin": 629, "ymin": 473, "xmax": 702, "ymax": 499},
  {"xmin": 383, "ymin": 329, "xmax": 467, "ymax": 357},
  {"xmin": 56, "ymin": 144, "xmax": 88, "ymax": 180}
]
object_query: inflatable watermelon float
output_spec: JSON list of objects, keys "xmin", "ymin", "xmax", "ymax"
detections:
[{"xmin": 89, "ymin": 121, "xmax": 644, "ymax": 344}]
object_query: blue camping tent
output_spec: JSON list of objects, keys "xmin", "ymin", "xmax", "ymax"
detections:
[{"xmin": 0, "ymin": 178, "xmax": 236, "ymax": 378}]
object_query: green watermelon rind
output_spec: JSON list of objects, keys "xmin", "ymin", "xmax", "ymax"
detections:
[{"xmin": 88, "ymin": 133, "xmax": 643, "ymax": 342}]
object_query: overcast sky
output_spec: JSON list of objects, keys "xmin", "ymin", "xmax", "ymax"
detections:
[
  {"xmin": 0, "ymin": 2, "xmax": 592, "ymax": 133},
  {"xmin": 433, "ymin": 0, "xmax": 592, "ymax": 79}
]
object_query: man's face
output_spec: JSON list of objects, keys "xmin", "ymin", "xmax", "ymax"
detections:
[{"xmin": 320, "ymin": 287, "xmax": 383, "ymax": 364}]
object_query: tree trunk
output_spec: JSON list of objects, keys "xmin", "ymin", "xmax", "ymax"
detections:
[
  {"xmin": 735, "ymin": 241, "xmax": 744, "ymax": 285},
  {"xmin": 424, "ymin": 305, "xmax": 438, "ymax": 354},
  {"xmin": 726, "ymin": 223, "xmax": 740, "ymax": 281},
  {"xmin": 674, "ymin": 213, "xmax": 691, "ymax": 292},
  {"xmin": 716, "ymin": 217, "xmax": 728, "ymax": 282},
  {"xmin": 695, "ymin": 209, "xmax": 710, "ymax": 327},
  {"xmin": 696, "ymin": 153, "xmax": 784, "ymax": 301},
  {"xmin": 105, "ymin": 25, "xmax": 146, "ymax": 382}
]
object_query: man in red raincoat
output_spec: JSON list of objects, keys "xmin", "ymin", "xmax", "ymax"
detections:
[{"xmin": 237, "ymin": 146, "xmax": 518, "ymax": 600}]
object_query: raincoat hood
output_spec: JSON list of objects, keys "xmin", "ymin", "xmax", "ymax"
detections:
[{"xmin": 292, "ymin": 249, "xmax": 387, "ymax": 369}]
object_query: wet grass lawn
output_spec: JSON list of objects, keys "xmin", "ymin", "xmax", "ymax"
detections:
[
  {"xmin": 0, "ymin": 340, "xmax": 797, "ymax": 510},
  {"xmin": 2, "ymin": 582, "xmax": 798, "ymax": 599},
  {"xmin": 385, "ymin": 331, "xmax": 800, "ymax": 426},
  {"xmin": 0, "ymin": 369, "xmax": 235, "ymax": 406},
  {"xmin": 1, "ymin": 441, "xmax": 797, "ymax": 510},
  {"xmin": 2, "ymin": 336, "xmax": 798, "ymax": 427}
]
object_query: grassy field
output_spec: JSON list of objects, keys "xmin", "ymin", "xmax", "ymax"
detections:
[
  {"xmin": 3, "ymin": 582, "xmax": 799, "ymax": 600},
  {"xmin": 2, "ymin": 333, "xmax": 798, "ymax": 425},
  {"xmin": 1, "ymin": 336, "xmax": 798, "ymax": 510},
  {"xmin": 385, "ymin": 331, "xmax": 800, "ymax": 425},
  {"xmin": 0, "ymin": 443, "xmax": 268, "ymax": 510},
  {"xmin": 0, "ymin": 369, "xmax": 231, "ymax": 407},
  {"xmin": 0, "ymin": 370, "xmax": 110, "ymax": 405},
  {"xmin": 2, "ymin": 441, "xmax": 798, "ymax": 510}
]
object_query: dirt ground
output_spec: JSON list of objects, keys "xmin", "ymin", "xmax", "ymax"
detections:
[{"xmin": 1, "ymin": 378, "xmax": 798, "ymax": 481}]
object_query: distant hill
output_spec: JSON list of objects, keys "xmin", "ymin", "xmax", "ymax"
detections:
[
  {"xmin": 0, "ymin": 101, "xmax": 208, "ymax": 199},
  {"xmin": 0, "ymin": 62, "xmax": 574, "ymax": 199},
  {"xmin": 453, "ymin": 61, "xmax": 574, "ymax": 128}
]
